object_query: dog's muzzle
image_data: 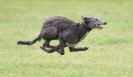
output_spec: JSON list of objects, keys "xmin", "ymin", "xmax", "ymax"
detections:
[{"xmin": 96, "ymin": 22, "xmax": 107, "ymax": 29}]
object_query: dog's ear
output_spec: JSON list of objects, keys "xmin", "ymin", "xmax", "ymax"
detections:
[
  {"xmin": 82, "ymin": 16, "xmax": 89, "ymax": 24},
  {"xmin": 76, "ymin": 23, "xmax": 80, "ymax": 27},
  {"xmin": 82, "ymin": 16, "xmax": 84, "ymax": 20},
  {"xmin": 82, "ymin": 16, "xmax": 87, "ymax": 21},
  {"xmin": 77, "ymin": 23, "xmax": 80, "ymax": 26}
]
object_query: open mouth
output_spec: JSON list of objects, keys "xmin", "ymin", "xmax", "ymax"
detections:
[
  {"xmin": 95, "ymin": 22, "xmax": 107, "ymax": 29},
  {"xmin": 95, "ymin": 24, "xmax": 103, "ymax": 29}
]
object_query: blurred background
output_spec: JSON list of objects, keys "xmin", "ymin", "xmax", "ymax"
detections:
[{"xmin": 0, "ymin": 0, "xmax": 133, "ymax": 77}]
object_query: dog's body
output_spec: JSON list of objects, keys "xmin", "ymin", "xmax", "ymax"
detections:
[
  {"xmin": 17, "ymin": 16, "xmax": 107, "ymax": 55},
  {"xmin": 41, "ymin": 16, "xmax": 77, "ymax": 39},
  {"xmin": 17, "ymin": 16, "xmax": 77, "ymax": 45}
]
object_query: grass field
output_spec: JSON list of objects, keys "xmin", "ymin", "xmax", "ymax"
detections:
[{"xmin": 0, "ymin": 0, "xmax": 133, "ymax": 77}]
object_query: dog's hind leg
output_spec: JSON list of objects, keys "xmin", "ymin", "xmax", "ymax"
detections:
[
  {"xmin": 40, "ymin": 46, "xmax": 57, "ymax": 53},
  {"xmin": 40, "ymin": 40, "xmax": 57, "ymax": 53},
  {"xmin": 56, "ymin": 34, "xmax": 66, "ymax": 55},
  {"xmin": 69, "ymin": 47, "xmax": 88, "ymax": 52},
  {"xmin": 17, "ymin": 35, "xmax": 41, "ymax": 45}
]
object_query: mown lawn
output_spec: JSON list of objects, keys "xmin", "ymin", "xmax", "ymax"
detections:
[{"xmin": 0, "ymin": 0, "xmax": 133, "ymax": 77}]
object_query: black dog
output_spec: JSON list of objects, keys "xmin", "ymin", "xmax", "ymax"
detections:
[
  {"xmin": 17, "ymin": 16, "xmax": 106, "ymax": 55},
  {"xmin": 54, "ymin": 17, "xmax": 107, "ymax": 55},
  {"xmin": 17, "ymin": 16, "xmax": 78, "ymax": 51}
]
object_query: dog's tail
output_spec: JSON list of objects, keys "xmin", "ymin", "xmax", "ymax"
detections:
[{"xmin": 17, "ymin": 34, "xmax": 42, "ymax": 45}]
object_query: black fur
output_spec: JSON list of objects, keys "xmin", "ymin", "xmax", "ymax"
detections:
[{"xmin": 17, "ymin": 16, "xmax": 107, "ymax": 55}]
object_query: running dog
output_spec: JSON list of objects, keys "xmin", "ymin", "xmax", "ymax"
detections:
[{"xmin": 17, "ymin": 16, "xmax": 107, "ymax": 55}]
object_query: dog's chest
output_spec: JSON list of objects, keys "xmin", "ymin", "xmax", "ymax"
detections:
[
  {"xmin": 79, "ymin": 31, "xmax": 89, "ymax": 41},
  {"xmin": 66, "ymin": 31, "xmax": 89, "ymax": 47}
]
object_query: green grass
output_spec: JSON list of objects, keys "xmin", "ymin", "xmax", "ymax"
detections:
[{"xmin": 0, "ymin": 0, "xmax": 133, "ymax": 77}]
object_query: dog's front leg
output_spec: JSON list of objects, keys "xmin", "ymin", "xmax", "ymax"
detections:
[{"xmin": 69, "ymin": 47, "xmax": 88, "ymax": 52}]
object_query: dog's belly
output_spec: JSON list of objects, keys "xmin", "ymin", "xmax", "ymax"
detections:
[{"xmin": 66, "ymin": 42, "xmax": 78, "ymax": 47}]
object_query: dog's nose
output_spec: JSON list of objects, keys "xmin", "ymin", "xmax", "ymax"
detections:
[{"xmin": 103, "ymin": 22, "xmax": 107, "ymax": 25}]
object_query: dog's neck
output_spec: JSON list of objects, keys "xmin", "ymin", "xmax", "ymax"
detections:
[
  {"xmin": 80, "ymin": 22, "xmax": 92, "ymax": 32},
  {"xmin": 74, "ymin": 23, "xmax": 92, "ymax": 42}
]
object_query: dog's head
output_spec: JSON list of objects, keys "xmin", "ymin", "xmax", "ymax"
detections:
[{"xmin": 82, "ymin": 16, "xmax": 107, "ymax": 29}]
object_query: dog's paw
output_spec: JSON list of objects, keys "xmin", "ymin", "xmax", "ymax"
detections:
[
  {"xmin": 40, "ymin": 46, "xmax": 45, "ymax": 50},
  {"xmin": 57, "ymin": 49, "xmax": 64, "ymax": 55},
  {"xmin": 84, "ymin": 47, "xmax": 89, "ymax": 50},
  {"xmin": 40, "ymin": 46, "xmax": 55, "ymax": 53}
]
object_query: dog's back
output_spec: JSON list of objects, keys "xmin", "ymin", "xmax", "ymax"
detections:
[
  {"xmin": 17, "ymin": 16, "xmax": 78, "ymax": 45},
  {"xmin": 43, "ymin": 16, "xmax": 76, "ymax": 29}
]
